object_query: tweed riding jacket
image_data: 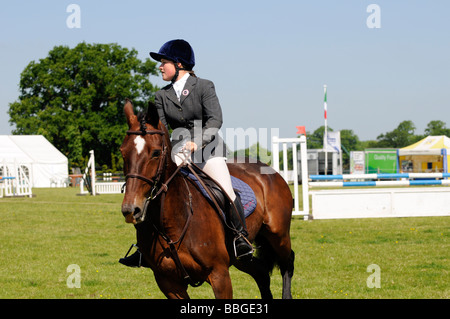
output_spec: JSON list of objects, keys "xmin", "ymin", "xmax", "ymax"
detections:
[{"xmin": 155, "ymin": 75, "xmax": 228, "ymax": 162}]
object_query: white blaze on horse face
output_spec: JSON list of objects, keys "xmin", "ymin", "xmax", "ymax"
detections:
[{"xmin": 134, "ymin": 136, "xmax": 145, "ymax": 155}]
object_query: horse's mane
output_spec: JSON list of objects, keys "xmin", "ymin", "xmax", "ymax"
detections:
[
  {"xmin": 136, "ymin": 110, "xmax": 171, "ymax": 147},
  {"xmin": 136, "ymin": 111, "xmax": 148, "ymax": 132},
  {"xmin": 136, "ymin": 111, "xmax": 147, "ymax": 121},
  {"xmin": 137, "ymin": 101, "xmax": 161, "ymax": 131}
]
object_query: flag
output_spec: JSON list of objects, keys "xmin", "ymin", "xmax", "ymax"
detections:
[{"xmin": 296, "ymin": 126, "xmax": 306, "ymax": 135}]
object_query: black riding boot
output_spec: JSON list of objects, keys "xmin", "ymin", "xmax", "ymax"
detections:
[
  {"xmin": 119, "ymin": 244, "xmax": 148, "ymax": 268},
  {"xmin": 230, "ymin": 194, "xmax": 254, "ymax": 260}
]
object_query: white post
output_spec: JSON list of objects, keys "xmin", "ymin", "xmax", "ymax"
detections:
[
  {"xmin": 300, "ymin": 135, "xmax": 309, "ymax": 217},
  {"xmin": 282, "ymin": 143, "xmax": 288, "ymax": 181},
  {"xmin": 292, "ymin": 142, "xmax": 299, "ymax": 214},
  {"xmin": 0, "ymin": 162, "xmax": 3, "ymax": 198},
  {"xmin": 89, "ymin": 150, "xmax": 96, "ymax": 196},
  {"xmin": 324, "ymin": 84, "xmax": 328, "ymax": 175},
  {"xmin": 272, "ymin": 137, "xmax": 280, "ymax": 173}
]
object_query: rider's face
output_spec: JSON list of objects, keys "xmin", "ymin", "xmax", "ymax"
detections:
[{"xmin": 159, "ymin": 59, "xmax": 176, "ymax": 82}]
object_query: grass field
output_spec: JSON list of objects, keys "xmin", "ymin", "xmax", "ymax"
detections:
[{"xmin": 0, "ymin": 187, "xmax": 448, "ymax": 299}]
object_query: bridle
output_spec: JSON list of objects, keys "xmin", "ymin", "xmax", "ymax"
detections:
[
  {"xmin": 122, "ymin": 127, "xmax": 168, "ymax": 198},
  {"xmin": 122, "ymin": 123, "xmax": 187, "ymax": 221}
]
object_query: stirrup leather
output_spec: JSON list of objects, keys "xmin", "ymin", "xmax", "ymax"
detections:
[
  {"xmin": 233, "ymin": 234, "xmax": 254, "ymax": 259},
  {"xmin": 122, "ymin": 243, "xmax": 142, "ymax": 267}
]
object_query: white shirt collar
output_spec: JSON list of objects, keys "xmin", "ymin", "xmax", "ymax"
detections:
[{"xmin": 173, "ymin": 73, "xmax": 190, "ymax": 101}]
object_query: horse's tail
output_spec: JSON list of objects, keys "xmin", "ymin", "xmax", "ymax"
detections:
[
  {"xmin": 254, "ymin": 233, "xmax": 295, "ymax": 276},
  {"xmin": 253, "ymin": 234, "xmax": 278, "ymax": 274}
]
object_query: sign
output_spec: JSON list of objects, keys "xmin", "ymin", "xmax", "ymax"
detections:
[
  {"xmin": 350, "ymin": 151, "xmax": 365, "ymax": 174},
  {"xmin": 365, "ymin": 149, "xmax": 398, "ymax": 174}
]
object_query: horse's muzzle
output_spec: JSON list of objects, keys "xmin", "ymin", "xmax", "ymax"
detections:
[{"xmin": 122, "ymin": 204, "xmax": 145, "ymax": 224}]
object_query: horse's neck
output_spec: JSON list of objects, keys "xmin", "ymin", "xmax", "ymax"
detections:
[
  {"xmin": 164, "ymin": 156, "xmax": 178, "ymax": 182},
  {"xmin": 162, "ymin": 127, "xmax": 178, "ymax": 177}
]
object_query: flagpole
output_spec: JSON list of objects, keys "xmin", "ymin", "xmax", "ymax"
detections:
[{"xmin": 324, "ymin": 85, "xmax": 328, "ymax": 175}]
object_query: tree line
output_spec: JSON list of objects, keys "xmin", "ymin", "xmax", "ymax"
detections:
[
  {"xmin": 246, "ymin": 120, "xmax": 450, "ymax": 171},
  {"xmin": 304, "ymin": 120, "xmax": 450, "ymax": 171}
]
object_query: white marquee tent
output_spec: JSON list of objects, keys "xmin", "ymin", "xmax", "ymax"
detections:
[{"xmin": 0, "ymin": 135, "xmax": 68, "ymax": 187}]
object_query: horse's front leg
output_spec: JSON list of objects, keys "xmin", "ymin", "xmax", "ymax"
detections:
[
  {"xmin": 154, "ymin": 273, "xmax": 190, "ymax": 299},
  {"xmin": 207, "ymin": 266, "xmax": 233, "ymax": 299}
]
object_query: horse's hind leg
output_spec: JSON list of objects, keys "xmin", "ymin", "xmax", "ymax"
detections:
[
  {"xmin": 280, "ymin": 250, "xmax": 295, "ymax": 299},
  {"xmin": 234, "ymin": 258, "xmax": 273, "ymax": 299},
  {"xmin": 263, "ymin": 230, "xmax": 295, "ymax": 299}
]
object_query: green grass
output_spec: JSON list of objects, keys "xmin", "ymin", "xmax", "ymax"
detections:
[{"xmin": 0, "ymin": 188, "xmax": 448, "ymax": 299}]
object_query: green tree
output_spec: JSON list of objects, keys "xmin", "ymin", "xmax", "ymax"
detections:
[
  {"xmin": 8, "ymin": 42, "xmax": 159, "ymax": 169},
  {"xmin": 424, "ymin": 120, "xmax": 450, "ymax": 137},
  {"xmin": 375, "ymin": 120, "xmax": 420, "ymax": 148},
  {"xmin": 340, "ymin": 129, "xmax": 360, "ymax": 151},
  {"xmin": 233, "ymin": 143, "xmax": 272, "ymax": 165}
]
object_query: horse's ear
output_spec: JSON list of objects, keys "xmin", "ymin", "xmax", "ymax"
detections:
[
  {"xmin": 124, "ymin": 99, "xmax": 137, "ymax": 128},
  {"xmin": 146, "ymin": 101, "xmax": 160, "ymax": 128}
]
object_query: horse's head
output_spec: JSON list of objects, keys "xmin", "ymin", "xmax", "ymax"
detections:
[{"xmin": 120, "ymin": 99, "xmax": 169, "ymax": 224}]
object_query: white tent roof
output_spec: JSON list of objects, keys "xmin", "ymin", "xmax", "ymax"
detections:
[
  {"xmin": 6, "ymin": 135, "xmax": 67, "ymax": 164},
  {"xmin": 0, "ymin": 135, "xmax": 68, "ymax": 187},
  {"xmin": 0, "ymin": 135, "xmax": 33, "ymax": 163},
  {"xmin": 398, "ymin": 135, "xmax": 450, "ymax": 156}
]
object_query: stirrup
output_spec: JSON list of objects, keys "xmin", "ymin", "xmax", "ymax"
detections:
[
  {"xmin": 233, "ymin": 234, "xmax": 254, "ymax": 260},
  {"xmin": 119, "ymin": 244, "xmax": 142, "ymax": 267}
]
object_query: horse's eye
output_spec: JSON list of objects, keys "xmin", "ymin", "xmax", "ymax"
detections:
[{"xmin": 151, "ymin": 150, "xmax": 161, "ymax": 158}]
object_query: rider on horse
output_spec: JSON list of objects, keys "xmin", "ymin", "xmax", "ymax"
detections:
[{"xmin": 120, "ymin": 39, "xmax": 254, "ymax": 267}]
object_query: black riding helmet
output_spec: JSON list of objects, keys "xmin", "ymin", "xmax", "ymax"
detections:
[{"xmin": 150, "ymin": 39, "xmax": 195, "ymax": 83}]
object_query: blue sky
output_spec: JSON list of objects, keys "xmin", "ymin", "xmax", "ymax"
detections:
[{"xmin": 1, "ymin": 1, "xmax": 449, "ymax": 150}]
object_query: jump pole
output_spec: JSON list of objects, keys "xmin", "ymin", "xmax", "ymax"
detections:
[
  {"xmin": 309, "ymin": 172, "xmax": 450, "ymax": 187},
  {"xmin": 323, "ymin": 85, "xmax": 328, "ymax": 175}
]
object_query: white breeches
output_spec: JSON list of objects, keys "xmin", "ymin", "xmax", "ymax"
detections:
[{"xmin": 173, "ymin": 152, "xmax": 236, "ymax": 201}]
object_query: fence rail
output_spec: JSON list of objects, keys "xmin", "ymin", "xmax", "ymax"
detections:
[
  {"xmin": 308, "ymin": 170, "xmax": 450, "ymax": 219},
  {"xmin": 310, "ymin": 172, "xmax": 450, "ymax": 180},
  {"xmin": 95, "ymin": 182, "xmax": 124, "ymax": 194}
]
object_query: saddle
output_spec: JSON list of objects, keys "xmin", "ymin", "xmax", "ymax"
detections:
[{"xmin": 180, "ymin": 167, "xmax": 257, "ymax": 219}]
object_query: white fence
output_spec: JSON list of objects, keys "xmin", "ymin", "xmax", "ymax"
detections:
[
  {"xmin": 94, "ymin": 182, "xmax": 123, "ymax": 194},
  {"xmin": 79, "ymin": 150, "xmax": 125, "ymax": 196},
  {"xmin": 0, "ymin": 162, "xmax": 33, "ymax": 198},
  {"xmin": 307, "ymin": 166, "xmax": 450, "ymax": 219},
  {"xmin": 272, "ymin": 136, "xmax": 309, "ymax": 218},
  {"xmin": 310, "ymin": 187, "xmax": 450, "ymax": 219},
  {"xmin": 271, "ymin": 135, "xmax": 450, "ymax": 220}
]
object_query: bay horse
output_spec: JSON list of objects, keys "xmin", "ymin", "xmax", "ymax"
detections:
[{"xmin": 120, "ymin": 99, "xmax": 295, "ymax": 299}]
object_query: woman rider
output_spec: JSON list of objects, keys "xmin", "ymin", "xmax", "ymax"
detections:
[{"xmin": 119, "ymin": 39, "xmax": 253, "ymax": 266}]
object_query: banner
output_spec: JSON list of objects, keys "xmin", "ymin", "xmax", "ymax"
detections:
[{"xmin": 324, "ymin": 131, "xmax": 341, "ymax": 153}]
